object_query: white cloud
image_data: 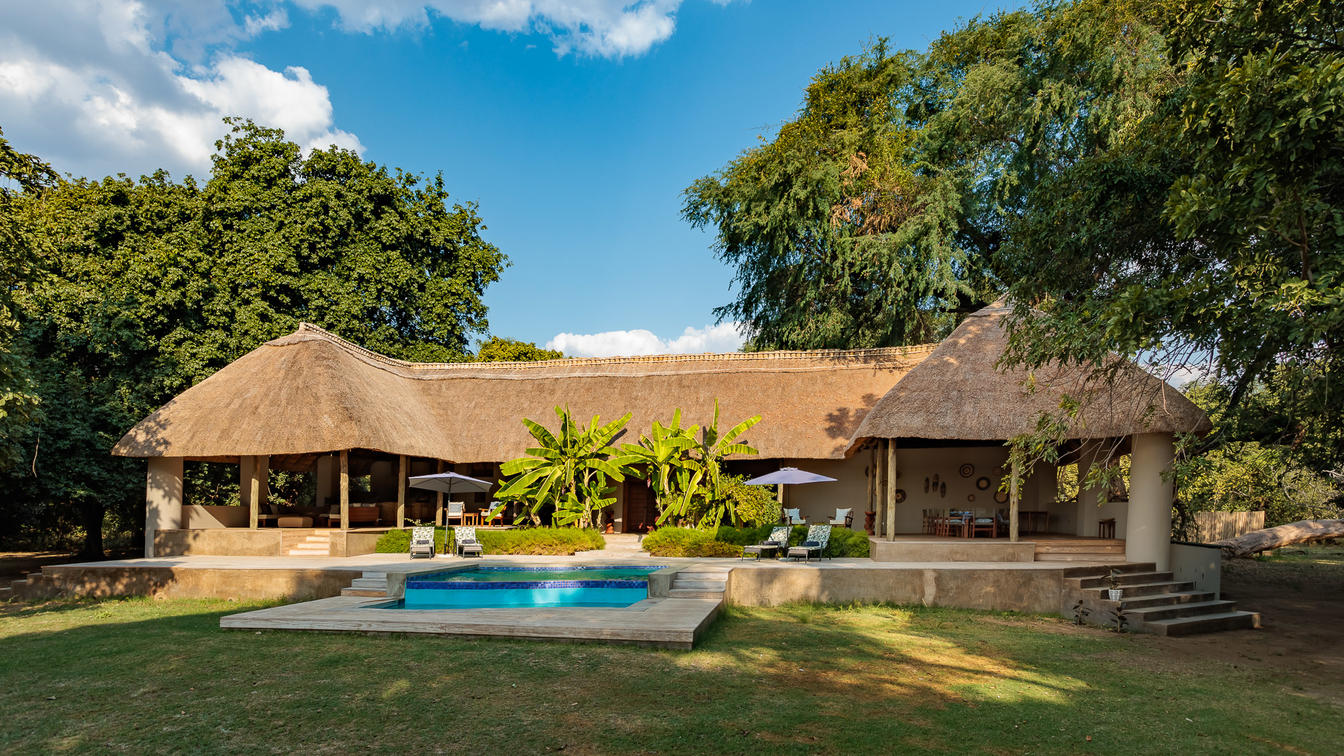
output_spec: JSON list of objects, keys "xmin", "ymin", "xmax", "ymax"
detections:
[
  {"xmin": 547, "ymin": 322, "xmax": 746, "ymax": 358},
  {"xmin": 0, "ymin": 1, "xmax": 359, "ymax": 179},
  {"xmin": 295, "ymin": 0, "xmax": 708, "ymax": 58}
]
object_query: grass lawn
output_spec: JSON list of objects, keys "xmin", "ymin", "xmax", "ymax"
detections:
[{"xmin": 1, "ymin": 595, "xmax": 1336, "ymax": 755}]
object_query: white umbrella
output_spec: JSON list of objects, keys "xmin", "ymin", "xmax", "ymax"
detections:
[
  {"xmin": 408, "ymin": 472, "xmax": 494, "ymax": 525},
  {"xmin": 744, "ymin": 466, "xmax": 837, "ymax": 523}
]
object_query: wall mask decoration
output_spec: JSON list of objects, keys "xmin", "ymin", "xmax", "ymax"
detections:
[
  {"xmin": 939, "ymin": 481, "xmax": 947, "ymax": 498},
  {"xmin": 959, "ymin": 463, "xmax": 974, "ymax": 478},
  {"xmin": 975, "ymin": 476, "xmax": 991, "ymax": 490},
  {"xmin": 932, "ymin": 473, "xmax": 940, "ymax": 486},
  {"xmin": 924, "ymin": 477, "xmax": 930, "ymax": 493}
]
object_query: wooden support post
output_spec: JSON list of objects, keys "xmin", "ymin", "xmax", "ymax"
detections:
[
  {"xmin": 339, "ymin": 450, "xmax": 350, "ymax": 530},
  {"xmin": 885, "ymin": 440, "xmax": 898, "ymax": 540},
  {"xmin": 248, "ymin": 456, "xmax": 264, "ymax": 529},
  {"xmin": 1009, "ymin": 457, "xmax": 1021, "ymax": 542},
  {"xmin": 396, "ymin": 454, "xmax": 408, "ymax": 529},
  {"xmin": 866, "ymin": 447, "xmax": 876, "ymax": 535}
]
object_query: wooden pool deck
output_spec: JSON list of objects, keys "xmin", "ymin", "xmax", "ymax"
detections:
[{"xmin": 220, "ymin": 594, "xmax": 723, "ymax": 650}]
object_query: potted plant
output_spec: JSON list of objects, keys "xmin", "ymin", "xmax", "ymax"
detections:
[{"xmin": 1105, "ymin": 570, "xmax": 1124, "ymax": 601}]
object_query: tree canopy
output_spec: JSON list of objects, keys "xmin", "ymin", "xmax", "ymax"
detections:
[
  {"xmin": 687, "ymin": 0, "xmax": 1344, "ymax": 478},
  {"xmin": 0, "ymin": 120, "xmax": 508, "ymax": 555},
  {"xmin": 475, "ymin": 336, "xmax": 562, "ymax": 362}
]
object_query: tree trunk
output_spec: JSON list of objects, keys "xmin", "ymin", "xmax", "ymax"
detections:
[
  {"xmin": 1211, "ymin": 519, "xmax": 1344, "ymax": 558},
  {"xmin": 77, "ymin": 499, "xmax": 105, "ymax": 560}
]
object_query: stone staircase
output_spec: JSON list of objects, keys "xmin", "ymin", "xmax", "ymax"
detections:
[
  {"xmin": 1065, "ymin": 564, "xmax": 1260, "ymax": 636},
  {"xmin": 1034, "ymin": 538, "xmax": 1127, "ymax": 563},
  {"xmin": 341, "ymin": 571, "xmax": 388, "ymax": 598},
  {"xmin": 283, "ymin": 530, "xmax": 333, "ymax": 557},
  {"xmin": 667, "ymin": 565, "xmax": 731, "ymax": 599}
]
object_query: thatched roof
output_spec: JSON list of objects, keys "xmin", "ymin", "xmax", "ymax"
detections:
[
  {"xmin": 113, "ymin": 324, "xmax": 933, "ymax": 462},
  {"xmin": 847, "ymin": 304, "xmax": 1211, "ymax": 448}
]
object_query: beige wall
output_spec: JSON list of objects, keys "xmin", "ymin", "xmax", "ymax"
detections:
[
  {"xmin": 772, "ymin": 456, "xmax": 870, "ymax": 526},
  {"xmin": 145, "ymin": 457, "xmax": 184, "ymax": 557},
  {"xmin": 183, "ymin": 504, "xmax": 248, "ymax": 529}
]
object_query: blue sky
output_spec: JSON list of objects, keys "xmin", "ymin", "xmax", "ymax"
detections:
[{"xmin": 1, "ymin": 0, "xmax": 1021, "ymax": 356}]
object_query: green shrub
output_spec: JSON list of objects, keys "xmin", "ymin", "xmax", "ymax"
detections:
[
  {"xmin": 719, "ymin": 476, "xmax": 780, "ymax": 527},
  {"xmin": 645, "ymin": 524, "xmax": 870, "ymax": 558},
  {"xmin": 642, "ymin": 527, "xmax": 744, "ymax": 558},
  {"xmin": 374, "ymin": 527, "xmax": 604, "ymax": 555}
]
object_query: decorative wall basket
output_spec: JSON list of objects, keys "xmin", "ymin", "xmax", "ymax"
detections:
[
  {"xmin": 894, "ymin": 489, "xmax": 906, "ymax": 503},
  {"xmin": 967, "ymin": 494, "xmax": 976, "ymax": 502},
  {"xmin": 959, "ymin": 463, "xmax": 975, "ymax": 478},
  {"xmin": 976, "ymin": 476, "xmax": 991, "ymax": 490},
  {"xmin": 994, "ymin": 489, "xmax": 1009, "ymax": 504}
]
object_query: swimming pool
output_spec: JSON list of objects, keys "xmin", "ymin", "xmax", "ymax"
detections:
[{"xmin": 396, "ymin": 566, "xmax": 663, "ymax": 609}]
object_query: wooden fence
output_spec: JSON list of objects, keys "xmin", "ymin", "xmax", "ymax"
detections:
[{"xmin": 1192, "ymin": 510, "xmax": 1265, "ymax": 543}]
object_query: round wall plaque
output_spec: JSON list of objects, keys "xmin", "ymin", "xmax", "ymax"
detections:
[
  {"xmin": 894, "ymin": 489, "xmax": 906, "ymax": 503},
  {"xmin": 959, "ymin": 463, "xmax": 975, "ymax": 478},
  {"xmin": 976, "ymin": 476, "xmax": 991, "ymax": 490}
]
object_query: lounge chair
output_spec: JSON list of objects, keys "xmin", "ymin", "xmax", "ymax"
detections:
[
  {"xmin": 828, "ymin": 508, "xmax": 854, "ymax": 528},
  {"xmin": 786, "ymin": 524, "xmax": 832, "ymax": 562},
  {"xmin": 453, "ymin": 526, "xmax": 483, "ymax": 558},
  {"xmin": 783, "ymin": 508, "xmax": 805, "ymax": 525},
  {"xmin": 742, "ymin": 526, "xmax": 792, "ymax": 560},
  {"xmin": 409, "ymin": 526, "xmax": 436, "ymax": 558}
]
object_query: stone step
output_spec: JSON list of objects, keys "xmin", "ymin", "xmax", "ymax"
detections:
[
  {"xmin": 1035, "ymin": 544, "xmax": 1126, "ymax": 554},
  {"xmin": 341, "ymin": 588, "xmax": 387, "ymax": 597},
  {"xmin": 1036, "ymin": 553, "xmax": 1129, "ymax": 562},
  {"xmin": 1143, "ymin": 611, "xmax": 1261, "ymax": 637},
  {"xmin": 1120, "ymin": 591, "xmax": 1216, "ymax": 609},
  {"xmin": 349, "ymin": 579, "xmax": 387, "ymax": 589},
  {"xmin": 1058, "ymin": 562, "xmax": 1155, "ymax": 578},
  {"xmin": 1096, "ymin": 580, "xmax": 1193, "ymax": 598},
  {"xmin": 1126, "ymin": 600, "xmax": 1239, "ymax": 622},
  {"xmin": 1077, "ymin": 571, "xmax": 1173, "ymax": 589},
  {"xmin": 667, "ymin": 588, "xmax": 724, "ymax": 599},
  {"xmin": 671, "ymin": 579, "xmax": 726, "ymax": 591}
]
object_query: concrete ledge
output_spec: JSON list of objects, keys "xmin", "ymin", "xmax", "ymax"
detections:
[
  {"xmin": 33, "ymin": 566, "xmax": 362, "ymax": 600},
  {"xmin": 727, "ymin": 564, "xmax": 1067, "ymax": 614},
  {"xmin": 870, "ymin": 537, "xmax": 1036, "ymax": 563},
  {"xmin": 156, "ymin": 529, "xmax": 283, "ymax": 556}
]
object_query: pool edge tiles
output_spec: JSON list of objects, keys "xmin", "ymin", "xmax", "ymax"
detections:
[{"xmin": 399, "ymin": 565, "xmax": 666, "ymax": 610}]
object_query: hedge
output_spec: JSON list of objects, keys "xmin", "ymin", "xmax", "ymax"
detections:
[
  {"xmin": 374, "ymin": 527, "xmax": 605, "ymax": 555},
  {"xmin": 643, "ymin": 525, "xmax": 870, "ymax": 558}
]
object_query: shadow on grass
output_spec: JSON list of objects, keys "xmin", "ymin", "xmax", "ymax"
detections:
[{"xmin": 0, "ymin": 597, "xmax": 1336, "ymax": 755}]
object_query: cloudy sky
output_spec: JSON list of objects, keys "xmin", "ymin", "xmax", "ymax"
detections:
[{"xmin": 0, "ymin": 0, "xmax": 1016, "ymax": 357}]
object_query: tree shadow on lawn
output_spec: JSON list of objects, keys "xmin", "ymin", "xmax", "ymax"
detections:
[{"xmin": 0, "ymin": 598, "xmax": 1336, "ymax": 755}]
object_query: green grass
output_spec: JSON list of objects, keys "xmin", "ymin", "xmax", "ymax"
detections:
[{"xmin": 0, "ymin": 598, "xmax": 1334, "ymax": 754}]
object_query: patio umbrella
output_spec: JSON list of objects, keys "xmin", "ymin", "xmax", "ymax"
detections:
[
  {"xmin": 408, "ymin": 472, "xmax": 494, "ymax": 525},
  {"xmin": 743, "ymin": 466, "xmax": 837, "ymax": 524}
]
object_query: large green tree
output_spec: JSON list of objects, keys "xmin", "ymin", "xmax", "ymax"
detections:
[
  {"xmin": 683, "ymin": 43, "xmax": 993, "ymax": 350},
  {"xmin": 2, "ymin": 120, "xmax": 507, "ymax": 556}
]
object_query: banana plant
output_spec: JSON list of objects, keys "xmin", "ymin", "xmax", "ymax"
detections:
[
  {"xmin": 496, "ymin": 406, "xmax": 635, "ymax": 528},
  {"xmin": 620, "ymin": 408, "xmax": 702, "ymax": 523},
  {"xmin": 691, "ymin": 400, "xmax": 762, "ymax": 527}
]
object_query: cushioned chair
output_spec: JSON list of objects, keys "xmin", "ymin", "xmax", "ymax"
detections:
[
  {"xmin": 783, "ymin": 508, "xmax": 805, "ymax": 525},
  {"xmin": 786, "ymin": 524, "xmax": 832, "ymax": 561},
  {"xmin": 454, "ymin": 526, "xmax": 483, "ymax": 557},
  {"xmin": 829, "ymin": 508, "xmax": 854, "ymax": 528},
  {"xmin": 409, "ymin": 526, "xmax": 436, "ymax": 558},
  {"xmin": 742, "ymin": 526, "xmax": 792, "ymax": 560},
  {"xmin": 445, "ymin": 501, "xmax": 465, "ymax": 526}
]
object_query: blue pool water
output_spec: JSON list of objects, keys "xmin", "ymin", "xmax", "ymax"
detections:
[{"xmin": 395, "ymin": 566, "xmax": 662, "ymax": 609}]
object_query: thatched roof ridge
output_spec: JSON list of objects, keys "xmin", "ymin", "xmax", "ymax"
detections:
[
  {"xmin": 847, "ymin": 304, "xmax": 1211, "ymax": 449},
  {"xmin": 113, "ymin": 324, "xmax": 935, "ymax": 462}
]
